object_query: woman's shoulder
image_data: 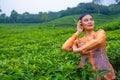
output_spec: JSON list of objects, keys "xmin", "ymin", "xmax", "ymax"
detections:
[
  {"xmin": 96, "ymin": 29, "xmax": 106, "ymax": 33},
  {"xmin": 95, "ymin": 29, "xmax": 106, "ymax": 35},
  {"xmin": 95, "ymin": 29, "xmax": 106, "ymax": 39}
]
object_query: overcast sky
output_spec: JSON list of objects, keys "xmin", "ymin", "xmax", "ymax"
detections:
[{"xmin": 0, "ymin": 0, "xmax": 116, "ymax": 16}]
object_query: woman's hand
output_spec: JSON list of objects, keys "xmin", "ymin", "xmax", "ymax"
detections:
[
  {"xmin": 73, "ymin": 45, "xmax": 91, "ymax": 54},
  {"xmin": 76, "ymin": 20, "xmax": 83, "ymax": 34},
  {"xmin": 73, "ymin": 45, "xmax": 81, "ymax": 53}
]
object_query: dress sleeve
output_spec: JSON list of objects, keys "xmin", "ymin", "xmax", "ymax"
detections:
[
  {"xmin": 80, "ymin": 29, "xmax": 106, "ymax": 54},
  {"xmin": 62, "ymin": 33, "xmax": 78, "ymax": 52}
]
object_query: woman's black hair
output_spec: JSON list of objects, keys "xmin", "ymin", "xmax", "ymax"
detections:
[{"xmin": 78, "ymin": 13, "xmax": 92, "ymax": 21}]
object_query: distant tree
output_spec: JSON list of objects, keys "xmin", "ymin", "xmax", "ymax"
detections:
[
  {"xmin": 38, "ymin": 12, "xmax": 44, "ymax": 22},
  {"xmin": 10, "ymin": 10, "xmax": 19, "ymax": 23},
  {"xmin": 109, "ymin": 2, "xmax": 120, "ymax": 14},
  {"xmin": 92, "ymin": 0, "xmax": 103, "ymax": 5},
  {"xmin": 22, "ymin": 12, "xmax": 41, "ymax": 23},
  {"xmin": 93, "ymin": 0, "xmax": 120, "ymax": 4},
  {"xmin": 47, "ymin": 11, "xmax": 59, "ymax": 20},
  {"xmin": 41, "ymin": 12, "xmax": 50, "ymax": 22},
  {"xmin": 77, "ymin": 3, "xmax": 96, "ymax": 14},
  {"xmin": 0, "ymin": 13, "xmax": 6, "ymax": 22},
  {"xmin": 0, "ymin": 9, "xmax": 2, "ymax": 12},
  {"xmin": 116, "ymin": 0, "xmax": 120, "ymax": 3},
  {"xmin": 0, "ymin": 13, "xmax": 5, "ymax": 17}
]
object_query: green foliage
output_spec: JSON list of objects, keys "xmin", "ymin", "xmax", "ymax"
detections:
[
  {"xmin": 0, "ymin": 14, "xmax": 120, "ymax": 79},
  {"xmin": 80, "ymin": 58, "xmax": 97, "ymax": 80},
  {"xmin": 98, "ymin": 70, "xmax": 110, "ymax": 77}
]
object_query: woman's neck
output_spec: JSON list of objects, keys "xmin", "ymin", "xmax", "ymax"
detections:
[{"xmin": 84, "ymin": 30, "xmax": 94, "ymax": 37}]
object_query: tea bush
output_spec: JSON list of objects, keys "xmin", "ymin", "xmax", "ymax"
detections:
[{"xmin": 0, "ymin": 23, "xmax": 120, "ymax": 79}]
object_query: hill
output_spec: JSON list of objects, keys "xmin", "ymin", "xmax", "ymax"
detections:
[{"xmin": 38, "ymin": 13, "xmax": 120, "ymax": 30}]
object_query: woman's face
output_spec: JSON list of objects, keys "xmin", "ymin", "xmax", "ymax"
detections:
[{"xmin": 81, "ymin": 15, "xmax": 94, "ymax": 31}]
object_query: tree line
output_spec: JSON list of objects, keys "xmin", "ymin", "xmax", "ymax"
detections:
[{"xmin": 0, "ymin": 2, "xmax": 120, "ymax": 23}]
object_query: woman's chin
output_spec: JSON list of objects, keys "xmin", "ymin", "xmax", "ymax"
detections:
[{"xmin": 85, "ymin": 27, "xmax": 94, "ymax": 31}]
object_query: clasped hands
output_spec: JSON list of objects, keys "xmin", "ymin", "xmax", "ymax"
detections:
[{"xmin": 73, "ymin": 46, "xmax": 91, "ymax": 54}]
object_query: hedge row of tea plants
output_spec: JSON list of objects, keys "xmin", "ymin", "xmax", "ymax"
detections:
[{"xmin": 0, "ymin": 23, "xmax": 120, "ymax": 79}]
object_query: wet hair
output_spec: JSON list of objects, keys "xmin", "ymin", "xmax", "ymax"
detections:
[{"xmin": 78, "ymin": 13, "xmax": 93, "ymax": 21}]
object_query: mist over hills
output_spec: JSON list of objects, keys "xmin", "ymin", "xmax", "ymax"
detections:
[{"xmin": 93, "ymin": 0, "xmax": 119, "ymax": 5}]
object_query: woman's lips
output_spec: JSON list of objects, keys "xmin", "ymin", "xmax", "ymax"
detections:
[{"xmin": 88, "ymin": 24, "xmax": 93, "ymax": 27}]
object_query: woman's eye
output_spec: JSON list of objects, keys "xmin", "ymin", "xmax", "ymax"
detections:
[
  {"xmin": 90, "ymin": 18, "xmax": 93, "ymax": 21},
  {"xmin": 84, "ymin": 19, "xmax": 88, "ymax": 22}
]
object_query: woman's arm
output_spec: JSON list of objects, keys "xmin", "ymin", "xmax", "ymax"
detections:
[
  {"xmin": 62, "ymin": 32, "xmax": 80, "ymax": 52},
  {"xmin": 62, "ymin": 20, "xmax": 83, "ymax": 52},
  {"xmin": 72, "ymin": 29, "xmax": 106, "ymax": 54},
  {"xmin": 80, "ymin": 29, "xmax": 106, "ymax": 54}
]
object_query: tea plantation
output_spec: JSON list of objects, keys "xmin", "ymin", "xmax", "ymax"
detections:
[{"xmin": 0, "ymin": 14, "xmax": 120, "ymax": 80}]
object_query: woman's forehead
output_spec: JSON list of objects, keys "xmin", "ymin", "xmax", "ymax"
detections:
[{"xmin": 82, "ymin": 15, "xmax": 93, "ymax": 19}]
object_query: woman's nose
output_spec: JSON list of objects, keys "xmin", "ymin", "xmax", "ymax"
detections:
[{"xmin": 88, "ymin": 20, "xmax": 92, "ymax": 24}]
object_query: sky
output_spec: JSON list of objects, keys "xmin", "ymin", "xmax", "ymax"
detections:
[{"xmin": 0, "ymin": 0, "xmax": 116, "ymax": 16}]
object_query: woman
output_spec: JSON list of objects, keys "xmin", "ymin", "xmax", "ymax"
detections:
[{"xmin": 62, "ymin": 13, "xmax": 116, "ymax": 80}]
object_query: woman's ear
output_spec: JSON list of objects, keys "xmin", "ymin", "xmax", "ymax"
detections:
[
  {"xmin": 80, "ymin": 20, "xmax": 83, "ymax": 26},
  {"xmin": 81, "ymin": 23, "xmax": 83, "ymax": 26}
]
